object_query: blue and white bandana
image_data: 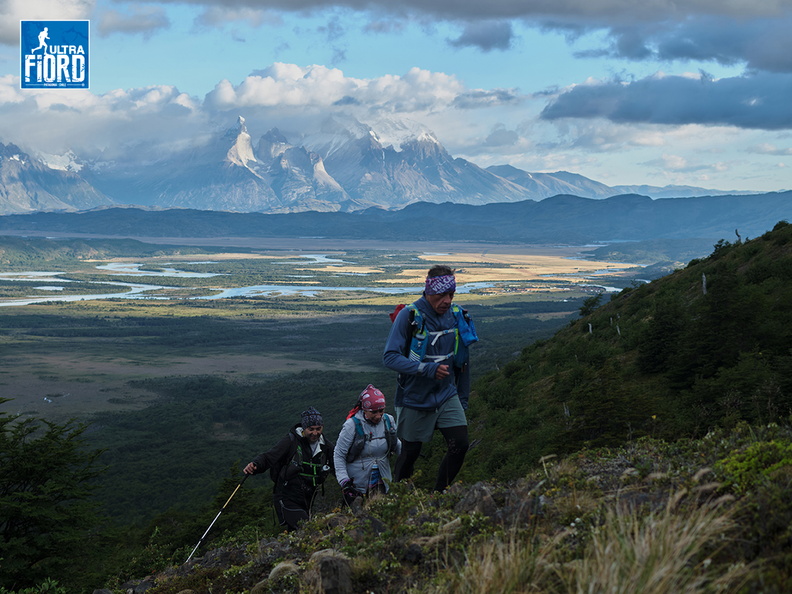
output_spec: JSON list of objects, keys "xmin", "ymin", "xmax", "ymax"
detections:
[{"xmin": 425, "ymin": 274, "xmax": 456, "ymax": 295}]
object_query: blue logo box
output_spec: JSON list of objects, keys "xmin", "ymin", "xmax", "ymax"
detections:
[{"xmin": 21, "ymin": 20, "xmax": 89, "ymax": 89}]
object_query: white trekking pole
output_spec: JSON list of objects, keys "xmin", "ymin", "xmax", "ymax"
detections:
[{"xmin": 185, "ymin": 473, "xmax": 249, "ymax": 563}]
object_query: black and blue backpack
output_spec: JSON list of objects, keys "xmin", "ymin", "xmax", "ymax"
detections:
[
  {"xmin": 391, "ymin": 302, "xmax": 479, "ymax": 371},
  {"xmin": 345, "ymin": 414, "xmax": 398, "ymax": 463}
]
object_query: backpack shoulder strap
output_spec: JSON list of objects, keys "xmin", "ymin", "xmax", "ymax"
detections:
[
  {"xmin": 351, "ymin": 415, "xmax": 364, "ymax": 436},
  {"xmin": 383, "ymin": 414, "xmax": 398, "ymax": 455},
  {"xmin": 406, "ymin": 302, "xmax": 421, "ymax": 322},
  {"xmin": 345, "ymin": 416, "xmax": 366, "ymax": 463},
  {"xmin": 404, "ymin": 303, "xmax": 429, "ymax": 361}
]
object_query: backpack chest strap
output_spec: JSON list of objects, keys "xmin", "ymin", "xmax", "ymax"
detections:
[
  {"xmin": 429, "ymin": 328, "xmax": 455, "ymax": 345},
  {"xmin": 423, "ymin": 353, "xmax": 454, "ymax": 362}
]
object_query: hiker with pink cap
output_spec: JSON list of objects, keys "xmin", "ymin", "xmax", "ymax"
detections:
[{"xmin": 334, "ymin": 384, "xmax": 401, "ymax": 506}]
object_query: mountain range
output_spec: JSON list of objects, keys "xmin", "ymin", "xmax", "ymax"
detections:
[
  {"xmin": 1, "ymin": 192, "xmax": 789, "ymax": 253},
  {"xmin": 0, "ymin": 115, "xmax": 754, "ymax": 216}
]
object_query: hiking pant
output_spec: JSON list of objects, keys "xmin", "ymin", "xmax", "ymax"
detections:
[
  {"xmin": 274, "ymin": 495, "xmax": 309, "ymax": 531},
  {"xmin": 394, "ymin": 425, "xmax": 469, "ymax": 491}
]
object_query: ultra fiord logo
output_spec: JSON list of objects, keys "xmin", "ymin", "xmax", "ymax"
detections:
[{"xmin": 21, "ymin": 21, "xmax": 89, "ymax": 89}]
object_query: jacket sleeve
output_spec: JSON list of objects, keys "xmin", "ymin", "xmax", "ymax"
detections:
[
  {"xmin": 382, "ymin": 307, "xmax": 438, "ymax": 378},
  {"xmin": 251, "ymin": 434, "xmax": 292, "ymax": 474},
  {"xmin": 333, "ymin": 420, "xmax": 354, "ymax": 485}
]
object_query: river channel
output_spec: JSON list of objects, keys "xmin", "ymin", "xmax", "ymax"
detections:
[{"xmin": 0, "ymin": 260, "xmax": 496, "ymax": 307}]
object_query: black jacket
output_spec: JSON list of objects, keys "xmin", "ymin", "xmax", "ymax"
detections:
[{"xmin": 251, "ymin": 424, "xmax": 335, "ymax": 505}]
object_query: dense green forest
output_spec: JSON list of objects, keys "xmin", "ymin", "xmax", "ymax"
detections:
[{"xmin": 0, "ymin": 236, "xmax": 219, "ymax": 268}]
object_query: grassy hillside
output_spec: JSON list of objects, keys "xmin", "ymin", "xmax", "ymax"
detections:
[{"xmin": 464, "ymin": 220, "xmax": 792, "ymax": 481}]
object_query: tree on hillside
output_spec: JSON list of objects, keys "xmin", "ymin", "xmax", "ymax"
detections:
[
  {"xmin": 579, "ymin": 292, "xmax": 604, "ymax": 316},
  {"xmin": 0, "ymin": 399, "xmax": 105, "ymax": 589}
]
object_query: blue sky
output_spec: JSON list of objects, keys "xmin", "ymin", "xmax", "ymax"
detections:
[{"xmin": 2, "ymin": 0, "xmax": 791, "ymax": 193}]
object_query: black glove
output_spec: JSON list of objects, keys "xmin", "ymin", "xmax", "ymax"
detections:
[{"xmin": 341, "ymin": 478, "xmax": 360, "ymax": 506}]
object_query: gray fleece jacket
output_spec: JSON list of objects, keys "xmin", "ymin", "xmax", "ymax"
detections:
[{"xmin": 334, "ymin": 411, "xmax": 401, "ymax": 494}]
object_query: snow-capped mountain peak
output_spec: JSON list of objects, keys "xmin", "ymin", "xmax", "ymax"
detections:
[
  {"xmin": 370, "ymin": 116, "xmax": 438, "ymax": 150},
  {"xmin": 258, "ymin": 128, "xmax": 291, "ymax": 160},
  {"xmin": 225, "ymin": 116, "xmax": 257, "ymax": 168},
  {"xmin": 0, "ymin": 141, "xmax": 113, "ymax": 213},
  {"xmin": 298, "ymin": 115, "xmax": 376, "ymax": 158},
  {"xmin": 38, "ymin": 150, "xmax": 83, "ymax": 173}
]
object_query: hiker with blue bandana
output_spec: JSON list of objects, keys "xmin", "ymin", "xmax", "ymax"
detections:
[
  {"xmin": 243, "ymin": 407, "xmax": 335, "ymax": 531},
  {"xmin": 383, "ymin": 265, "xmax": 478, "ymax": 492}
]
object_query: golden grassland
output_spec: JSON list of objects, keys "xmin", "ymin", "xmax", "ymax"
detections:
[
  {"xmin": 305, "ymin": 246, "xmax": 634, "ymax": 286},
  {"xmin": 95, "ymin": 243, "xmax": 613, "ymax": 281},
  {"xmin": 51, "ymin": 234, "xmax": 631, "ymax": 288}
]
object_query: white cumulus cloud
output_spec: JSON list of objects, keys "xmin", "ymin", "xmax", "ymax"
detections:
[{"xmin": 205, "ymin": 63, "xmax": 465, "ymax": 113}]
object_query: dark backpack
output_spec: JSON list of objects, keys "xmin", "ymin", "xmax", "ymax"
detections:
[{"xmin": 345, "ymin": 415, "xmax": 398, "ymax": 463}]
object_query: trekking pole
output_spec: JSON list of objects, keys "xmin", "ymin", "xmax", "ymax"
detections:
[{"xmin": 185, "ymin": 473, "xmax": 249, "ymax": 564}]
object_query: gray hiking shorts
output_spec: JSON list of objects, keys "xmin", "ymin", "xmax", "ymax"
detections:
[{"xmin": 395, "ymin": 395, "xmax": 467, "ymax": 443}]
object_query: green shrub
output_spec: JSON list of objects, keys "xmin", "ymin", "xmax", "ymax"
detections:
[{"xmin": 717, "ymin": 439, "xmax": 792, "ymax": 493}]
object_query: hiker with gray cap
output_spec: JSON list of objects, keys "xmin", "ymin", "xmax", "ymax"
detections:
[{"xmin": 243, "ymin": 406, "xmax": 335, "ymax": 531}]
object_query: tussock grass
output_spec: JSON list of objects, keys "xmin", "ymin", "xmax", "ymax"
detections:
[
  {"xmin": 436, "ymin": 490, "xmax": 747, "ymax": 594},
  {"xmin": 434, "ymin": 533, "xmax": 545, "ymax": 593},
  {"xmin": 554, "ymin": 491, "xmax": 747, "ymax": 594}
]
